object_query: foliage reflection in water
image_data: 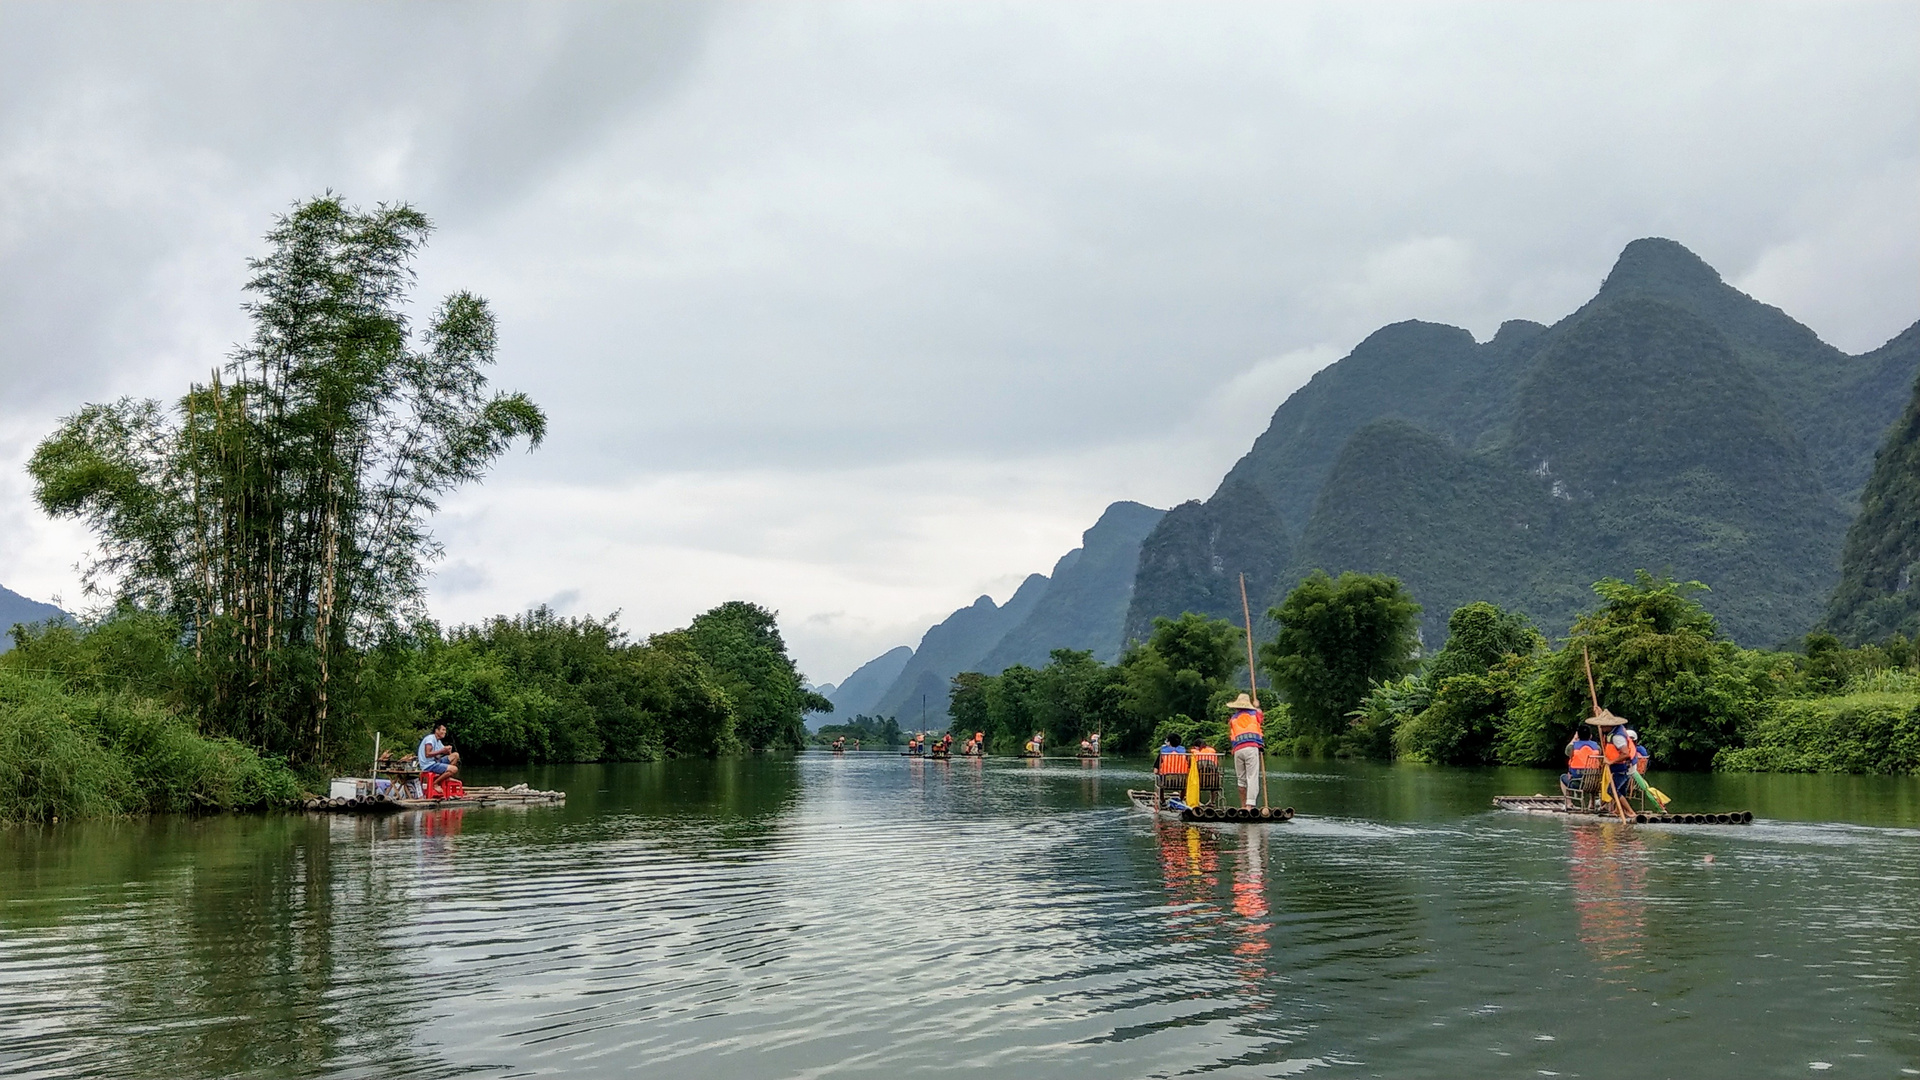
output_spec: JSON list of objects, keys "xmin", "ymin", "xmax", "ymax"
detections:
[{"xmin": 2, "ymin": 755, "xmax": 1916, "ymax": 1078}]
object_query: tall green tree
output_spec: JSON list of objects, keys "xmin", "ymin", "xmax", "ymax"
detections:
[
  {"xmin": 1114, "ymin": 613, "xmax": 1241, "ymax": 749},
  {"xmin": 684, "ymin": 601, "xmax": 811, "ymax": 751},
  {"xmin": 1263, "ymin": 571, "xmax": 1422, "ymax": 737},
  {"xmin": 30, "ymin": 196, "xmax": 544, "ymax": 761},
  {"xmin": 1394, "ymin": 602, "xmax": 1543, "ymax": 765},
  {"xmin": 1498, "ymin": 572, "xmax": 1781, "ymax": 769}
]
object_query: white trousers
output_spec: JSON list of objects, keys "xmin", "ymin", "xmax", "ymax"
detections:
[{"xmin": 1234, "ymin": 745, "xmax": 1263, "ymax": 806}]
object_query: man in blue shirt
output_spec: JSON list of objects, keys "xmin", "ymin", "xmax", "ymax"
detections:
[{"xmin": 418, "ymin": 723, "xmax": 460, "ymax": 782}]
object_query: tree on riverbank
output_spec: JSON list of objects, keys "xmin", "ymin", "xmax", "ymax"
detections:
[
  {"xmin": 29, "ymin": 196, "xmax": 545, "ymax": 764},
  {"xmin": 944, "ymin": 617, "xmax": 1241, "ymax": 753},
  {"xmin": 1262, "ymin": 571, "xmax": 1422, "ymax": 744}
]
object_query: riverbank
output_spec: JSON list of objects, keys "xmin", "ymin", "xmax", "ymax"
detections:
[{"xmin": 0, "ymin": 669, "xmax": 299, "ymax": 824}]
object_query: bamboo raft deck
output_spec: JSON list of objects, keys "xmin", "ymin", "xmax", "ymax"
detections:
[
  {"xmin": 303, "ymin": 783, "xmax": 566, "ymax": 813},
  {"xmin": 1493, "ymin": 793, "xmax": 1752, "ymax": 825},
  {"xmin": 1128, "ymin": 789, "xmax": 1294, "ymax": 824}
]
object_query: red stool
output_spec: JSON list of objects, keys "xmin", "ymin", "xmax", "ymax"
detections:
[
  {"xmin": 442, "ymin": 778, "xmax": 465, "ymax": 798},
  {"xmin": 421, "ymin": 770, "xmax": 442, "ymax": 799}
]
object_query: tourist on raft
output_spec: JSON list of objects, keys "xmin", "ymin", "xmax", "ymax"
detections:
[
  {"xmin": 1561, "ymin": 728, "xmax": 1602, "ymax": 797},
  {"xmin": 1603, "ymin": 723, "xmax": 1639, "ymax": 800},
  {"xmin": 1225, "ymin": 693, "xmax": 1265, "ymax": 808},
  {"xmin": 1155, "ymin": 731, "xmax": 1189, "ymax": 807},
  {"xmin": 418, "ymin": 723, "xmax": 460, "ymax": 782}
]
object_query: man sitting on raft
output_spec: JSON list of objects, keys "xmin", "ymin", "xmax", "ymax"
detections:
[
  {"xmin": 418, "ymin": 723, "xmax": 459, "ymax": 784},
  {"xmin": 1561, "ymin": 728, "xmax": 1602, "ymax": 797},
  {"xmin": 1155, "ymin": 732, "xmax": 1189, "ymax": 807}
]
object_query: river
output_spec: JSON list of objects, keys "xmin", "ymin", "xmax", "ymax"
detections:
[{"xmin": 3, "ymin": 754, "xmax": 1916, "ymax": 1078}]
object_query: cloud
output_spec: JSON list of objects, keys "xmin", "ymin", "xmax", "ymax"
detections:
[{"xmin": 0, "ymin": 2, "xmax": 1914, "ymax": 681}]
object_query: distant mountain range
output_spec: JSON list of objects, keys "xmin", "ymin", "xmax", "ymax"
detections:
[
  {"xmin": 842, "ymin": 502, "xmax": 1163, "ymax": 727},
  {"xmin": 1131, "ymin": 238, "xmax": 1918, "ymax": 649},
  {"xmin": 0, "ymin": 584, "xmax": 68, "ymax": 651},
  {"xmin": 832, "ymin": 238, "xmax": 1919, "ymax": 719}
]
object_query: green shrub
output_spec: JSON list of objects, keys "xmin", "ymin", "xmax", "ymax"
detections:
[
  {"xmin": 0, "ymin": 670, "xmax": 295, "ymax": 823},
  {"xmin": 1713, "ymin": 692, "xmax": 1920, "ymax": 774}
]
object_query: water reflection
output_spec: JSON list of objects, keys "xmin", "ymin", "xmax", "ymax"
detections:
[
  {"xmin": 3, "ymin": 756, "xmax": 1919, "ymax": 1078},
  {"xmin": 1567, "ymin": 823, "xmax": 1648, "ymax": 974}
]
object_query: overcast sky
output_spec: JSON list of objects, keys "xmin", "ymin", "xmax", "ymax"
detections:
[{"xmin": 1, "ymin": 1, "xmax": 1915, "ymax": 683}]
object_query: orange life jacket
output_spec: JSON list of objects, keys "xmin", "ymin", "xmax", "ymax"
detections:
[
  {"xmin": 1228, "ymin": 709, "xmax": 1265, "ymax": 749},
  {"xmin": 1156, "ymin": 747, "xmax": 1189, "ymax": 775},
  {"xmin": 1193, "ymin": 746, "xmax": 1219, "ymax": 761},
  {"xmin": 1567, "ymin": 742, "xmax": 1601, "ymax": 770},
  {"xmin": 1604, "ymin": 735, "xmax": 1636, "ymax": 766}
]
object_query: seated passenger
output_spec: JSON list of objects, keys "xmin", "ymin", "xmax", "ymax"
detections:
[
  {"xmin": 1561, "ymin": 729, "xmax": 1601, "ymax": 796},
  {"xmin": 1155, "ymin": 733, "xmax": 1189, "ymax": 804}
]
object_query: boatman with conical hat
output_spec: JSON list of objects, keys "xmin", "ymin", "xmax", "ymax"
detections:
[{"xmin": 1225, "ymin": 692, "xmax": 1265, "ymax": 808}]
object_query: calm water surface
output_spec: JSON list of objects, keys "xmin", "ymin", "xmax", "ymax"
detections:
[{"xmin": 3, "ymin": 756, "xmax": 1917, "ymax": 1078}]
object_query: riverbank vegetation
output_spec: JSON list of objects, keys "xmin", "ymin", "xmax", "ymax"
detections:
[
  {"xmin": 1, "ymin": 196, "xmax": 827, "ymax": 824},
  {"xmin": 946, "ymin": 612, "xmax": 1275, "ymax": 754},
  {"xmin": 810, "ymin": 715, "xmax": 904, "ymax": 748},
  {"xmin": 941, "ymin": 569, "xmax": 1920, "ymax": 776},
  {"xmin": 1337, "ymin": 572, "xmax": 1918, "ymax": 775}
]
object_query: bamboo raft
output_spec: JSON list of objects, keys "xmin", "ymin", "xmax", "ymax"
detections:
[
  {"xmin": 303, "ymin": 783, "xmax": 566, "ymax": 813},
  {"xmin": 1129, "ymin": 789, "xmax": 1294, "ymax": 824},
  {"xmin": 1493, "ymin": 794, "xmax": 1752, "ymax": 825}
]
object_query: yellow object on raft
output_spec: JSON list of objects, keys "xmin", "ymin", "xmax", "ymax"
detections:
[{"xmin": 1184, "ymin": 757, "xmax": 1201, "ymax": 807}]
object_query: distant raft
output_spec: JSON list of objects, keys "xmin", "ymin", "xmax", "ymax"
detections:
[
  {"xmin": 1128, "ymin": 788, "xmax": 1294, "ymax": 824},
  {"xmin": 304, "ymin": 783, "xmax": 566, "ymax": 813},
  {"xmin": 1493, "ymin": 794, "xmax": 1752, "ymax": 825}
]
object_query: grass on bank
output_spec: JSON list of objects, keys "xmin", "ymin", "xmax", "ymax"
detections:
[{"xmin": 0, "ymin": 670, "xmax": 298, "ymax": 825}]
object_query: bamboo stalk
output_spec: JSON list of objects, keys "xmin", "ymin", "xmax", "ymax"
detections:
[
  {"xmin": 1584, "ymin": 645, "xmax": 1630, "ymax": 822},
  {"xmin": 1239, "ymin": 573, "xmax": 1268, "ymax": 810}
]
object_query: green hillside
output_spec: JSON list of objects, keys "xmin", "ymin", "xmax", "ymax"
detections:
[
  {"xmin": 1826, "ymin": 357, "xmax": 1920, "ymax": 642},
  {"xmin": 1129, "ymin": 238, "xmax": 1917, "ymax": 648},
  {"xmin": 870, "ymin": 574, "xmax": 1049, "ymax": 722},
  {"xmin": 1293, "ymin": 300, "xmax": 1850, "ymax": 645},
  {"xmin": 1121, "ymin": 476, "xmax": 1290, "ymax": 646},
  {"xmin": 978, "ymin": 500, "xmax": 1163, "ymax": 670}
]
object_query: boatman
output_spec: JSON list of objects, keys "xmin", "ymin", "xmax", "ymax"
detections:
[
  {"xmin": 1603, "ymin": 722, "xmax": 1638, "ymax": 801},
  {"xmin": 1561, "ymin": 728, "xmax": 1602, "ymax": 798},
  {"xmin": 1225, "ymin": 693, "xmax": 1265, "ymax": 808}
]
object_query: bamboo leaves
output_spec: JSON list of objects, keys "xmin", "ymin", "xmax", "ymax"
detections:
[{"xmin": 29, "ymin": 195, "xmax": 544, "ymax": 761}]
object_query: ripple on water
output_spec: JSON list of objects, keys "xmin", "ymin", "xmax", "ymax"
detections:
[{"xmin": 3, "ymin": 756, "xmax": 1918, "ymax": 1078}]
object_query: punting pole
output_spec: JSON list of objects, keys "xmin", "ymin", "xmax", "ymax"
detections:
[
  {"xmin": 1240, "ymin": 573, "xmax": 1268, "ymax": 810},
  {"xmin": 1584, "ymin": 645, "xmax": 1630, "ymax": 823}
]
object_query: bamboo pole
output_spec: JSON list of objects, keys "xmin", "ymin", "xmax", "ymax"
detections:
[
  {"xmin": 1584, "ymin": 645, "xmax": 1630, "ymax": 822},
  {"xmin": 1239, "ymin": 573, "xmax": 1268, "ymax": 810}
]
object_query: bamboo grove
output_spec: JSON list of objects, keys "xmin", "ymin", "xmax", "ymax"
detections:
[{"xmin": 28, "ymin": 196, "xmax": 546, "ymax": 763}]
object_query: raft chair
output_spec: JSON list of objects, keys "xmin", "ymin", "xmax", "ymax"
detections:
[
  {"xmin": 1156, "ymin": 762, "xmax": 1189, "ymax": 806},
  {"xmin": 419, "ymin": 771, "xmax": 465, "ymax": 799},
  {"xmin": 1566, "ymin": 767, "xmax": 1601, "ymax": 807},
  {"xmin": 1196, "ymin": 756, "xmax": 1223, "ymax": 806}
]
